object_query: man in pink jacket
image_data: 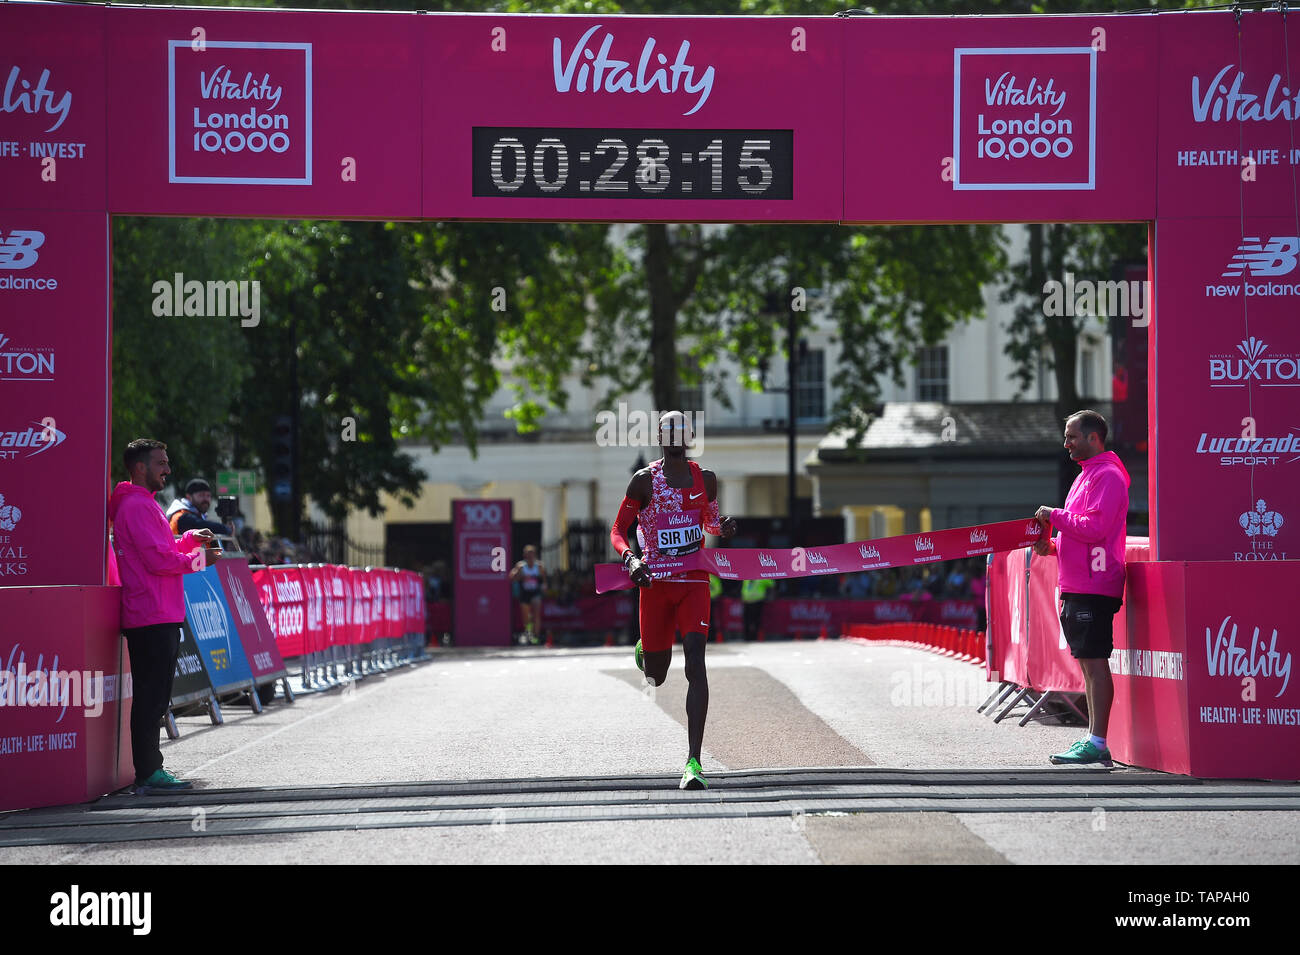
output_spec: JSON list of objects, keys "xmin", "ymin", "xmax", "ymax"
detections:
[
  {"xmin": 110, "ymin": 438, "xmax": 214, "ymax": 793},
  {"xmin": 1033, "ymin": 410, "xmax": 1130, "ymax": 768}
]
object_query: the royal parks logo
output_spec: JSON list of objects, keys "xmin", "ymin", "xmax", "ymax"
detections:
[
  {"xmin": 953, "ymin": 46, "xmax": 1096, "ymax": 191},
  {"xmin": 169, "ymin": 40, "xmax": 312, "ymax": 185},
  {"xmin": 1235, "ymin": 499, "xmax": 1286, "ymax": 562}
]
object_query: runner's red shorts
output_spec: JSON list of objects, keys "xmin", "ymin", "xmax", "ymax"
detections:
[{"xmin": 638, "ymin": 574, "xmax": 711, "ymax": 652}]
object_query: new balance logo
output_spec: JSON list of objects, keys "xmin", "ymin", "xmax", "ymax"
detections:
[
  {"xmin": 1223, "ymin": 236, "xmax": 1298, "ymax": 278},
  {"xmin": 0, "ymin": 230, "xmax": 44, "ymax": 270}
]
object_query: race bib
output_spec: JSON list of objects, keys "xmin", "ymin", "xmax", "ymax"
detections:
[{"xmin": 655, "ymin": 511, "xmax": 703, "ymax": 556}]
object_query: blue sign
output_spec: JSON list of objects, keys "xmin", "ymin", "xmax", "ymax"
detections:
[{"xmin": 182, "ymin": 566, "xmax": 255, "ymax": 693}]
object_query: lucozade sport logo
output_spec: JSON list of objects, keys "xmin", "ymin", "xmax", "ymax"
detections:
[
  {"xmin": 169, "ymin": 41, "xmax": 312, "ymax": 185},
  {"xmin": 953, "ymin": 47, "xmax": 1096, "ymax": 190}
]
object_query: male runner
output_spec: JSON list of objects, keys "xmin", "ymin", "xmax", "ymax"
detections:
[
  {"xmin": 610, "ymin": 411, "xmax": 736, "ymax": 789},
  {"xmin": 1033, "ymin": 410, "xmax": 1130, "ymax": 767}
]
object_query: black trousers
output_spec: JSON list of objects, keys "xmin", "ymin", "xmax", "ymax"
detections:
[{"xmin": 122, "ymin": 622, "xmax": 182, "ymax": 782}]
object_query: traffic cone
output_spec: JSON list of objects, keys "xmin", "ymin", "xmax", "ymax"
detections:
[
  {"xmin": 604, "ymin": 631, "xmax": 615, "ymax": 647},
  {"xmin": 715, "ymin": 627, "xmax": 725, "ymax": 644},
  {"xmin": 818, "ymin": 624, "xmax": 827, "ymax": 641},
  {"xmin": 545, "ymin": 631, "xmax": 555, "ymax": 648},
  {"xmin": 757, "ymin": 628, "xmax": 765, "ymax": 643}
]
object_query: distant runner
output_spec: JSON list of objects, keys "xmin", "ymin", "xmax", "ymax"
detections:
[
  {"xmin": 610, "ymin": 411, "xmax": 736, "ymax": 789},
  {"xmin": 510, "ymin": 544, "xmax": 546, "ymax": 645}
]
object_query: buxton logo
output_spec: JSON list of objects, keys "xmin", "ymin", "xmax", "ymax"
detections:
[
  {"xmin": 914, "ymin": 536, "xmax": 934, "ymax": 553},
  {"xmin": 1209, "ymin": 338, "xmax": 1300, "ymax": 386},
  {"xmin": 2, "ymin": 66, "xmax": 71, "ymax": 133},
  {"xmin": 1205, "ymin": 616, "xmax": 1292, "ymax": 697},
  {"xmin": 553, "ymin": 25, "xmax": 715, "ymax": 116},
  {"xmin": 0, "ymin": 333, "xmax": 54, "ymax": 381},
  {"xmin": 859, "ymin": 544, "xmax": 881, "ymax": 560},
  {"xmin": 758, "ymin": 552, "xmax": 777, "ymax": 568},
  {"xmin": 1192, "ymin": 67, "xmax": 1300, "ymax": 123},
  {"xmin": 953, "ymin": 47, "xmax": 1095, "ymax": 191}
]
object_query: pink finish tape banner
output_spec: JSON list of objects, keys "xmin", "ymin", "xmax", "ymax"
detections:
[{"xmin": 595, "ymin": 518, "xmax": 1044, "ymax": 593}]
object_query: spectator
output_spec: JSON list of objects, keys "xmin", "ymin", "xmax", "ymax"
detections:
[
  {"xmin": 944, "ymin": 563, "xmax": 968, "ymax": 598},
  {"xmin": 166, "ymin": 478, "xmax": 231, "ymax": 536},
  {"xmin": 110, "ymin": 438, "xmax": 214, "ymax": 794}
]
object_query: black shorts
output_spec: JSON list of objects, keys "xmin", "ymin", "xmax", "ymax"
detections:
[{"xmin": 1060, "ymin": 592, "xmax": 1123, "ymax": 659}]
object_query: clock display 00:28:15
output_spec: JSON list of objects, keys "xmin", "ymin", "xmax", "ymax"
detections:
[{"xmin": 471, "ymin": 128, "xmax": 793, "ymax": 200}]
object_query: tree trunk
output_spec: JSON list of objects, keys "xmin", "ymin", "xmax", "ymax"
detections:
[{"xmin": 644, "ymin": 224, "xmax": 680, "ymax": 412}]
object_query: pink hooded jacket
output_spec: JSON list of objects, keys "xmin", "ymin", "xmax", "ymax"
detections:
[
  {"xmin": 1049, "ymin": 451, "xmax": 1131, "ymax": 599},
  {"xmin": 109, "ymin": 481, "xmax": 203, "ymax": 628}
]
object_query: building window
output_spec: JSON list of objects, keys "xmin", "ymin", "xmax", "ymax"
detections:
[
  {"xmin": 1080, "ymin": 348, "xmax": 1095, "ymax": 399},
  {"xmin": 916, "ymin": 346, "xmax": 949, "ymax": 402},
  {"xmin": 797, "ymin": 348, "xmax": 826, "ymax": 421},
  {"xmin": 678, "ymin": 355, "xmax": 704, "ymax": 413}
]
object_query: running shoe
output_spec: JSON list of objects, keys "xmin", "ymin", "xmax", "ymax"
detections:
[
  {"xmin": 135, "ymin": 768, "xmax": 193, "ymax": 793},
  {"xmin": 680, "ymin": 757, "xmax": 709, "ymax": 790},
  {"xmin": 1049, "ymin": 739, "xmax": 1113, "ymax": 767},
  {"xmin": 634, "ymin": 638, "xmax": 644, "ymax": 672}
]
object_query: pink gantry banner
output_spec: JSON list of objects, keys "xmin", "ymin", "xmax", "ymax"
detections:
[
  {"xmin": 842, "ymin": 14, "xmax": 1158, "ymax": 223},
  {"xmin": 1151, "ymin": 215, "xmax": 1299, "ymax": 562},
  {"xmin": 595, "ymin": 518, "xmax": 1044, "ymax": 593},
  {"xmin": 0, "ymin": 2, "xmax": 107, "ymax": 212},
  {"xmin": 452, "ymin": 499, "xmax": 512, "ymax": 646},
  {"xmin": 1, "ymin": 209, "xmax": 110, "ymax": 587},
  {"xmin": 423, "ymin": 14, "xmax": 843, "ymax": 221},
  {"xmin": 1155, "ymin": 11, "xmax": 1300, "ymax": 219},
  {"xmin": 105, "ymin": 6, "xmax": 423, "ymax": 218}
]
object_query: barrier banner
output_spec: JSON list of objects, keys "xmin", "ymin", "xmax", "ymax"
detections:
[
  {"xmin": 453, "ymin": 499, "xmax": 512, "ymax": 646},
  {"xmin": 214, "ymin": 559, "xmax": 286, "ymax": 682},
  {"xmin": 263, "ymin": 566, "xmax": 306, "ymax": 657},
  {"xmin": 986, "ymin": 547, "xmax": 1030, "ymax": 686},
  {"xmin": 181, "ymin": 566, "xmax": 256, "ymax": 694},
  {"xmin": 325, "ymin": 564, "xmax": 351, "ymax": 646},
  {"xmin": 596, "ymin": 518, "xmax": 1044, "ymax": 593},
  {"xmin": 298, "ymin": 565, "xmax": 327, "ymax": 654},
  {"xmin": 350, "ymin": 567, "xmax": 373, "ymax": 645},
  {"xmin": 171, "ymin": 615, "xmax": 215, "ymax": 703},
  {"xmin": 1026, "ymin": 551, "xmax": 1086, "ymax": 694}
]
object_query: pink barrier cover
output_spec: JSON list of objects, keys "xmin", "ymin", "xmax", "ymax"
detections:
[
  {"xmin": 1027, "ymin": 551, "xmax": 1086, "ymax": 694},
  {"xmin": 986, "ymin": 548, "xmax": 1030, "ymax": 687}
]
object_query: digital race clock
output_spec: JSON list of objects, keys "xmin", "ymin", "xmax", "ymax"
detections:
[{"xmin": 472, "ymin": 127, "xmax": 793, "ymax": 200}]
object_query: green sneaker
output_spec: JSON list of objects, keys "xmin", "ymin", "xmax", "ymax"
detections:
[
  {"xmin": 634, "ymin": 638, "xmax": 644, "ymax": 672},
  {"xmin": 1049, "ymin": 739, "xmax": 1112, "ymax": 767},
  {"xmin": 680, "ymin": 757, "xmax": 709, "ymax": 790},
  {"xmin": 136, "ymin": 768, "xmax": 193, "ymax": 793}
]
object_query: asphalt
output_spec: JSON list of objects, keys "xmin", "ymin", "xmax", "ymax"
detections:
[{"xmin": 2, "ymin": 641, "xmax": 1297, "ymax": 865}]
